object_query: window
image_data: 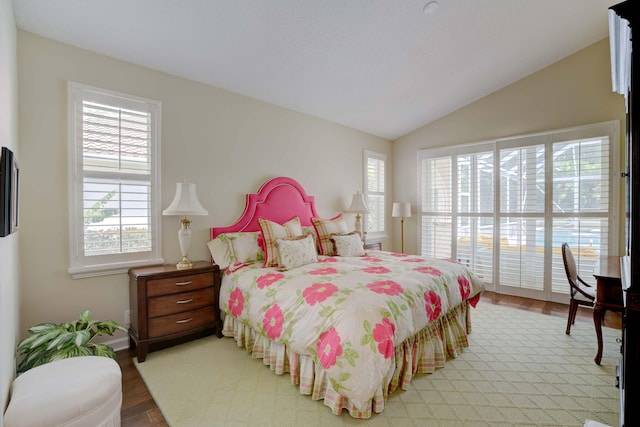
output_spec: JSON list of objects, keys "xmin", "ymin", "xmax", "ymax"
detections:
[
  {"xmin": 364, "ymin": 150, "xmax": 386, "ymax": 239},
  {"xmin": 419, "ymin": 122, "xmax": 619, "ymax": 302},
  {"xmin": 68, "ymin": 83, "xmax": 163, "ymax": 278}
]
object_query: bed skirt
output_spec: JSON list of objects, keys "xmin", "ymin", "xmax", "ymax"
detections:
[{"xmin": 221, "ymin": 301, "xmax": 472, "ymax": 419}]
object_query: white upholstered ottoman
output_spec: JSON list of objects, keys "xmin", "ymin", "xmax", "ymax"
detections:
[{"xmin": 4, "ymin": 356, "xmax": 122, "ymax": 427}]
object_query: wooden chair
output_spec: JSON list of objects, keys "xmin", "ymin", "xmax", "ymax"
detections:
[{"xmin": 562, "ymin": 243, "xmax": 596, "ymax": 335}]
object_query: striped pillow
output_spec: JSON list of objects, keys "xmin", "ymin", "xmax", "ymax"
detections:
[
  {"xmin": 258, "ymin": 217, "xmax": 303, "ymax": 267},
  {"xmin": 311, "ymin": 214, "xmax": 349, "ymax": 255}
]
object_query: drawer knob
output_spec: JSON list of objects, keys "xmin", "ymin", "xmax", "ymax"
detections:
[
  {"xmin": 176, "ymin": 298, "xmax": 194, "ymax": 304},
  {"xmin": 176, "ymin": 318, "xmax": 193, "ymax": 324},
  {"xmin": 175, "ymin": 280, "xmax": 193, "ymax": 286}
]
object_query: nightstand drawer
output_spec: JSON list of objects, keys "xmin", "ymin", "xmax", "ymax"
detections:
[
  {"xmin": 147, "ymin": 272, "xmax": 213, "ymax": 296},
  {"xmin": 148, "ymin": 306, "xmax": 214, "ymax": 338},
  {"xmin": 148, "ymin": 287, "xmax": 215, "ymax": 317}
]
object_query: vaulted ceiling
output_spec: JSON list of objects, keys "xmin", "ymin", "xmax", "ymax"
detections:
[{"xmin": 13, "ymin": 0, "xmax": 618, "ymax": 140}]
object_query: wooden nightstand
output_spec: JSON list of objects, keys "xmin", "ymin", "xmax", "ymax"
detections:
[
  {"xmin": 364, "ymin": 242, "xmax": 382, "ymax": 251},
  {"xmin": 128, "ymin": 261, "xmax": 222, "ymax": 362}
]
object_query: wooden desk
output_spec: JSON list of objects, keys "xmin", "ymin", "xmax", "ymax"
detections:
[{"xmin": 592, "ymin": 256, "xmax": 624, "ymax": 365}]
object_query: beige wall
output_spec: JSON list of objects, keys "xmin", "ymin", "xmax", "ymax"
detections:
[
  {"xmin": 1, "ymin": 0, "xmax": 19, "ymax": 418},
  {"xmin": 17, "ymin": 31, "xmax": 390, "ymax": 347},
  {"xmin": 391, "ymin": 38, "xmax": 627, "ymax": 260}
]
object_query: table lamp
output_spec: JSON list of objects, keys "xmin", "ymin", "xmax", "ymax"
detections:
[
  {"xmin": 163, "ymin": 181, "xmax": 208, "ymax": 269},
  {"xmin": 347, "ymin": 191, "xmax": 369, "ymax": 238}
]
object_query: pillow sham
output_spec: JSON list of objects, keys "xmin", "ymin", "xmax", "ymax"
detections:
[
  {"xmin": 331, "ymin": 232, "xmax": 365, "ymax": 257},
  {"xmin": 207, "ymin": 232, "xmax": 264, "ymax": 271},
  {"xmin": 311, "ymin": 214, "xmax": 349, "ymax": 255},
  {"xmin": 207, "ymin": 237, "xmax": 232, "ymax": 269},
  {"xmin": 228, "ymin": 232, "xmax": 264, "ymax": 264},
  {"xmin": 258, "ymin": 217, "xmax": 303, "ymax": 267},
  {"xmin": 275, "ymin": 234, "xmax": 318, "ymax": 270}
]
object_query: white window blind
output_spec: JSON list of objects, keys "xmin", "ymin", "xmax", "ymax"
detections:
[
  {"xmin": 68, "ymin": 83, "xmax": 163, "ymax": 278},
  {"xmin": 365, "ymin": 150, "xmax": 386, "ymax": 237},
  {"xmin": 419, "ymin": 122, "xmax": 618, "ymax": 301}
]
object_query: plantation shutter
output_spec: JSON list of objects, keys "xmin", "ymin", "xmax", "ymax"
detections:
[
  {"xmin": 68, "ymin": 83, "xmax": 162, "ymax": 277},
  {"xmin": 81, "ymin": 101, "xmax": 153, "ymax": 256},
  {"xmin": 421, "ymin": 156, "xmax": 453, "ymax": 259},
  {"xmin": 418, "ymin": 121, "xmax": 617, "ymax": 302},
  {"xmin": 365, "ymin": 151, "xmax": 386, "ymax": 237}
]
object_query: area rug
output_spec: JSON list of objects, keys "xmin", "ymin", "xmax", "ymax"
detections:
[{"xmin": 134, "ymin": 302, "xmax": 620, "ymax": 426}]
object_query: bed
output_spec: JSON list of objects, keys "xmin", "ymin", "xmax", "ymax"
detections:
[{"xmin": 209, "ymin": 177, "xmax": 484, "ymax": 418}]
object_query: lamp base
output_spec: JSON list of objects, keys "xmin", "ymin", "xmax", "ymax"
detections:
[
  {"xmin": 176, "ymin": 256, "xmax": 195, "ymax": 270},
  {"xmin": 354, "ymin": 214, "xmax": 364, "ymax": 241},
  {"xmin": 176, "ymin": 217, "xmax": 194, "ymax": 270}
]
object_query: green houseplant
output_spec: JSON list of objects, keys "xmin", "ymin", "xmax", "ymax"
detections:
[{"xmin": 17, "ymin": 310, "xmax": 127, "ymax": 373}]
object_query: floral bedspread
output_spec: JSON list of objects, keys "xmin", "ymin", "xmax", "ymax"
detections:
[{"xmin": 219, "ymin": 250, "xmax": 484, "ymax": 411}]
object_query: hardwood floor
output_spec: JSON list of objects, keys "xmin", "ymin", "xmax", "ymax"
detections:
[
  {"xmin": 118, "ymin": 348, "xmax": 168, "ymax": 426},
  {"xmin": 116, "ymin": 291, "xmax": 611, "ymax": 426}
]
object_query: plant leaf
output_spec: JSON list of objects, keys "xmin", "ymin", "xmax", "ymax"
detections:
[
  {"xmin": 27, "ymin": 323, "xmax": 58, "ymax": 334},
  {"xmin": 74, "ymin": 330, "xmax": 91, "ymax": 346},
  {"xmin": 27, "ymin": 330, "xmax": 64, "ymax": 351},
  {"xmin": 90, "ymin": 344, "xmax": 117, "ymax": 359}
]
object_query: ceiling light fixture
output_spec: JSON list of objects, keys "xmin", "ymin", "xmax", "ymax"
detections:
[{"xmin": 423, "ymin": 1, "xmax": 439, "ymax": 14}]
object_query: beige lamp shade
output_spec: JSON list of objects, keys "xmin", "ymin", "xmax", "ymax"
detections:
[
  {"xmin": 347, "ymin": 191, "xmax": 369, "ymax": 214},
  {"xmin": 392, "ymin": 202, "xmax": 411, "ymax": 218},
  {"xmin": 163, "ymin": 182, "xmax": 208, "ymax": 216}
]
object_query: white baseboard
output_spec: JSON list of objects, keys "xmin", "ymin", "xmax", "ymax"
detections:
[{"xmin": 103, "ymin": 336, "xmax": 129, "ymax": 352}]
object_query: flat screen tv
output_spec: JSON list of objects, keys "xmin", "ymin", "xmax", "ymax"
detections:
[{"xmin": 0, "ymin": 147, "xmax": 19, "ymax": 237}]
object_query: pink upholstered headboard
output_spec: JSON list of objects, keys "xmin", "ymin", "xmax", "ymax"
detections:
[{"xmin": 210, "ymin": 177, "xmax": 320, "ymax": 239}]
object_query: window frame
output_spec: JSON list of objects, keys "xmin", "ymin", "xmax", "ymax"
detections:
[
  {"xmin": 363, "ymin": 149, "xmax": 388, "ymax": 240},
  {"xmin": 67, "ymin": 82, "xmax": 163, "ymax": 278}
]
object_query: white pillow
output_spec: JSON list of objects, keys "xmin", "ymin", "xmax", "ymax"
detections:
[
  {"xmin": 207, "ymin": 237, "xmax": 231, "ymax": 269},
  {"xmin": 275, "ymin": 234, "xmax": 318, "ymax": 270},
  {"xmin": 227, "ymin": 232, "xmax": 263, "ymax": 264},
  {"xmin": 331, "ymin": 232, "xmax": 365, "ymax": 257},
  {"xmin": 207, "ymin": 232, "xmax": 264, "ymax": 270}
]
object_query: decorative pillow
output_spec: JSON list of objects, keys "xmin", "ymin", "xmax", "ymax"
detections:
[
  {"xmin": 275, "ymin": 234, "xmax": 318, "ymax": 270},
  {"xmin": 207, "ymin": 232, "xmax": 264, "ymax": 271},
  {"xmin": 228, "ymin": 232, "xmax": 263, "ymax": 263},
  {"xmin": 331, "ymin": 232, "xmax": 365, "ymax": 257},
  {"xmin": 312, "ymin": 214, "xmax": 349, "ymax": 255},
  {"xmin": 301, "ymin": 225, "xmax": 320, "ymax": 252},
  {"xmin": 258, "ymin": 217, "xmax": 303, "ymax": 267},
  {"xmin": 207, "ymin": 237, "xmax": 231, "ymax": 269}
]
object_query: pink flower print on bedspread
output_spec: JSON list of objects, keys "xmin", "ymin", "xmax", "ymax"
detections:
[
  {"xmin": 391, "ymin": 253, "xmax": 410, "ymax": 257},
  {"xmin": 362, "ymin": 265, "xmax": 391, "ymax": 274},
  {"xmin": 372, "ymin": 318, "xmax": 396, "ymax": 359},
  {"xmin": 303, "ymin": 283, "xmax": 339, "ymax": 305},
  {"xmin": 257, "ymin": 273, "xmax": 285, "ymax": 289},
  {"xmin": 317, "ymin": 327, "xmax": 343, "ymax": 369},
  {"xmin": 366, "ymin": 280, "xmax": 404, "ymax": 296},
  {"xmin": 458, "ymin": 275, "xmax": 471, "ymax": 300},
  {"xmin": 229, "ymin": 287, "xmax": 245, "ymax": 317},
  {"xmin": 263, "ymin": 304, "xmax": 285, "ymax": 340},
  {"xmin": 308, "ymin": 267, "xmax": 338, "ymax": 275},
  {"xmin": 424, "ymin": 290, "xmax": 442, "ymax": 321},
  {"xmin": 414, "ymin": 266, "xmax": 442, "ymax": 276}
]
